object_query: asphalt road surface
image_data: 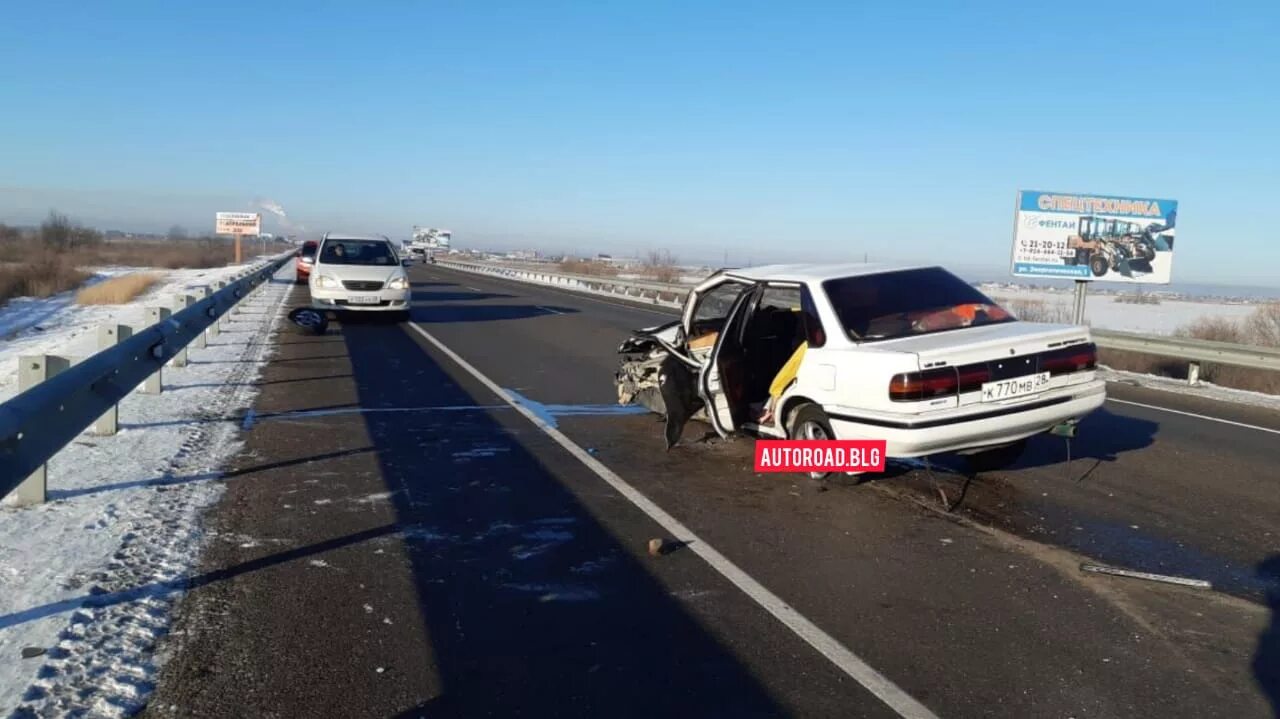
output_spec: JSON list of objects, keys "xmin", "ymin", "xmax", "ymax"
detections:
[{"xmin": 142, "ymin": 264, "xmax": 1280, "ymax": 719}]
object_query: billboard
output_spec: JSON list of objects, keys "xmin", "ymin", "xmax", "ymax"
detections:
[
  {"xmin": 1011, "ymin": 190, "xmax": 1177, "ymax": 283},
  {"xmin": 215, "ymin": 212, "xmax": 261, "ymax": 236},
  {"xmin": 412, "ymin": 227, "xmax": 451, "ymax": 249}
]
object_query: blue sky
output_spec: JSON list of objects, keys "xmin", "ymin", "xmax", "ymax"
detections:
[{"xmin": 1, "ymin": 1, "xmax": 1277, "ymax": 284}]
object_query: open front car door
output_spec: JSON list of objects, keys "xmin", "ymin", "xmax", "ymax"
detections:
[{"xmin": 698, "ymin": 285, "xmax": 760, "ymax": 438}]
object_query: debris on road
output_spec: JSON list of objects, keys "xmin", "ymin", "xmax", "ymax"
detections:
[
  {"xmin": 20, "ymin": 647, "xmax": 45, "ymax": 660},
  {"xmin": 648, "ymin": 538, "xmax": 665, "ymax": 556},
  {"xmin": 1079, "ymin": 563, "xmax": 1213, "ymax": 589}
]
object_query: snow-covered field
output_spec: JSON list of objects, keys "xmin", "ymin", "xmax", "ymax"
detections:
[
  {"xmin": 981, "ymin": 286, "xmax": 1260, "ymax": 335},
  {"xmin": 0, "ymin": 265, "xmax": 258, "ymax": 404},
  {"xmin": 0, "ymin": 264, "xmax": 293, "ymax": 717}
]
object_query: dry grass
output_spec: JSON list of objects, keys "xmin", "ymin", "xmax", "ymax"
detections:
[
  {"xmin": 0, "ymin": 258, "xmax": 91, "ymax": 305},
  {"xmin": 558, "ymin": 258, "xmax": 620, "ymax": 277},
  {"xmin": 76, "ymin": 272, "xmax": 161, "ymax": 305}
]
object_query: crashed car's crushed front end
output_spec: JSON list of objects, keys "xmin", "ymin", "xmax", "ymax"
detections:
[{"xmin": 614, "ymin": 322, "xmax": 702, "ymax": 449}]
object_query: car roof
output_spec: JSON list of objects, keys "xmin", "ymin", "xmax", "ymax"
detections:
[
  {"xmin": 321, "ymin": 233, "xmax": 391, "ymax": 242},
  {"xmin": 718, "ymin": 262, "xmax": 936, "ymax": 284}
]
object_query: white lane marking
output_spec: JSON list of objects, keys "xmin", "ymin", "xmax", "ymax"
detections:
[
  {"xmin": 465, "ymin": 285, "xmax": 483, "ymax": 292},
  {"xmin": 536, "ymin": 305, "xmax": 565, "ymax": 315},
  {"xmin": 406, "ymin": 321, "xmax": 937, "ymax": 719},
  {"xmin": 427, "ymin": 268, "xmax": 679, "ymax": 318},
  {"xmin": 1107, "ymin": 398, "xmax": 1280, "ymax": 436}
]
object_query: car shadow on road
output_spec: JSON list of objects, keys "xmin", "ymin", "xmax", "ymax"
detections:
[
  {"xmin": 1003, "ymin": 406, "xmax": 1159, "ymax": 474},
  {"xmin": 410, "ymin": 304, "xmax": 579, "ymax": 323},
  {"xmin": 411, "ymin": 290, "xmax": 514, "ymax": 302},
  {"xmin": 336, "ymin": 321, "xmax": 788, "ymax": 717},
  {"xmin": 1256, "ymin": 554, "xmax": 1280, "ymax": 717}
]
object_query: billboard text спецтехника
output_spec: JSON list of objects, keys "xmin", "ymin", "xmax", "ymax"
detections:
[{"xmin": 1011, "ymin": 190, "xmax": 1178, "ymax": 284}]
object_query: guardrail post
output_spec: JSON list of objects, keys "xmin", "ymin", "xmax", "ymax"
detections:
[
  {"xmin": 212, "ymin": 281, "xmax": 228, "ymax": 334},
  {"xmin": 141, "ymin": 307, "xmax": 171, "ymax": 394},
  {"xmin": 10, "ymin": 355, "xmax": 74, "ymax": 506},
  {"xmin": 91, "ymin": 325, "xmax": 133, "ymax": 436},
  {"xmin": 193, "ymin": 287, "xmax": 210, "ymax": 348},
  {"xmin": 172, "ymin": 296, "xmax": 194, "ymax": 368},
  {"xmin": 1187, "ymin": 362, "xmax": 1201, "ymax": 386}
]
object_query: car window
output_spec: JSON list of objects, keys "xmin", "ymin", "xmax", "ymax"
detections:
[
  {"xmin": 822, "ymin": 267, "xmax": 1014, "ymax": 341},
  {"xmin": 689, "ymin": 281, "xmax": 751, "ymax": 339},
  {"xmin": 318, "ymin": 239, "xmax": 395, "ymax": 266},
  {"xmin": 301, "ymin": 243, "xmax": 317, "ymax": 258}
]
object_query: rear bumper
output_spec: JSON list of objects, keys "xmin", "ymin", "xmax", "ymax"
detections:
[{"xmin": 826, "ymin": 380, "xmax": 1106, "ymax": 457}]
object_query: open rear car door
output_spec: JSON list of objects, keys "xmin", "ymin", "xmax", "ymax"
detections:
[{"xmin": 698, "ymin": 285, "xmax": 760, "ymax": 438}]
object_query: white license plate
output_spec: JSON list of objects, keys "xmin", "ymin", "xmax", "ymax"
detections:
[
  {"xmin": 348, "ymin": 295, "xmax": 380, "ymax": 305},
  {"xmin": 981, "ymin": 372, "xmax": 1050, "ymax": 402}
]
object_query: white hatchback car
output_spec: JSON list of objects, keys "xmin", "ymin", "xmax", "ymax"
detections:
[
  {"xmin": 308, "ymin": 234, "xmax": 412, "ymax": 320},
  {"xmin": 615, "ymin": 263, "xmax": 1105, "ymax": 471}
]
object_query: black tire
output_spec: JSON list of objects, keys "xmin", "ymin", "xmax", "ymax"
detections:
[
  {"xmin": 1089, "ymin": 254, "xmax": 1109, "ymax": 277},
  {"xmin": 964, "ymin": 439, "xmax": 1027, "ymax": 473},
  {"xmin": 786, "ymin": 403, "xmax": 836, "ymax": 480},
  {"xmin": 286, "ymin": 307, "xmax": 328, "ymax": 335}
]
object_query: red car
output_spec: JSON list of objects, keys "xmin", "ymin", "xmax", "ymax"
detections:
[{"xmin": 295, "ymin": 241, "xmax": 318, "ymax": 283}]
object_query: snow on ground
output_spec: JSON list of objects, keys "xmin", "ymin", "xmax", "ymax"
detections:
[
  {"xmin": 0, "ymin": 264, "xmax": 293, "ymax": 718},
  {"xmin": 983, "ymin": 286, "xmax": 1259, "ymax": 335},
  {"xmin": 0, "ymin": 264, "xmax": 254, "ymax": 404},
  {"xmin": 1097, "ymin": 365, "xmax": 1280, "ymax": 413}
]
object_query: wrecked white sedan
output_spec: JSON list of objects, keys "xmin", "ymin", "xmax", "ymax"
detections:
[{"xmin": 614, "ymin": 263, "xmax": 1105, "ymax": 470}]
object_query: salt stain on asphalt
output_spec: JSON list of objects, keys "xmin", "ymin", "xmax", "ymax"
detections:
[{"xmin": 502, "ymin": 583, "xmax": 600, "ymax": 602}]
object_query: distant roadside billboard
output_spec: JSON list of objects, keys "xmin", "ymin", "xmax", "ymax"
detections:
[
  {"xmin": 412, "ymin": 227, "xmax": 451, "ymax": 249},
  {"xmin": 215, "ymin": 212, "xmax": 261, "ymax": 236},
  {"xmin": 1011, "ymin": 190, "xmax": 1178, "ymax": 283}
]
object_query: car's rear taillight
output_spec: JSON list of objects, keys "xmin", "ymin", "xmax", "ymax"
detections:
[
  {"xmin": 889, "ymin": 368, "xmax": 958, "ymax": 402},
  {"xmin": 1041, "ymin": 343, "xmax": 1097, "ymax": 375},
  {"xmin": 955, "ymin": 363, "xmax": 991, "ymax": 393}
]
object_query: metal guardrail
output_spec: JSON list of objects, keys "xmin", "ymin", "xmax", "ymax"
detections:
[
  {"xmin": 1091, "ymin": 328, "xmax": 1280, "ymax": 372},
  {"xmin": 437, "ymin": 260, "xmax": 1280, "ymax": 376},
  {"xmin": 0, "ymin": 252, "xmax": 293, "ymax": 499},
  {"xmin": 437, "ymin": 260, "xmax": 690, "ymax": 308}
]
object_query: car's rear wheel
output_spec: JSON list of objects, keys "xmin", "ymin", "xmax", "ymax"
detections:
[{"xmin": 786, "ymin": 403, "xmax": 836, "ymax": 480}]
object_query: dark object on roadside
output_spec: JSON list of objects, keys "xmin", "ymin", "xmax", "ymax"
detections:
[
  {"xmin": 287, "ymin": 307, "xmax": 329, "ymax": 335},
  {"xmin": 21, "ymin": 647, "xmax": 47, "ymax": 659}
]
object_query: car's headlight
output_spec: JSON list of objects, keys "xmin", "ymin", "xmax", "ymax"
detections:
[
  {"xmin": 387, "ymin": 276, "xmax": 409, "ymax": 290},
  {"xmin": 315, "ymin": 275, "xmax": 339, "ymax": 288}
]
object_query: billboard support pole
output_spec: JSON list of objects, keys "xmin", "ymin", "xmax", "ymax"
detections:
[
  {"xmin": 1072, "ymin": 280, "xmax": 1088, "ymax": 325},
  {"xmin": 235, "ymin": 233, "xmax": 242, "ymax": 265}
]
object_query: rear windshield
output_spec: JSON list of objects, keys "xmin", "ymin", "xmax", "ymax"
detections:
[
  {"xmin": 822, "ymin": 268, "xmax": 1014, "ymax": 341},
  {"xmin": 318, "ymin": 239, "xmax": 396, "ymax": 266},
  {"xmin": 301, "ymin": 243, "xmax": 317, "ymax": 258}
]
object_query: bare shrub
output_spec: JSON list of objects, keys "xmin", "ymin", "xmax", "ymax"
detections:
[
  {"xmin": 1005, "ymin": 298, "xmax": 1072, "ymax": 324},
  {"xmin": 76, "ymin": 272, "xmax": 161, "ymax": 305},
  {"xmin": 1175, "ymin": 316, "xmax": 1245, "ymax": 344},
  {"xmin": 643, "ymin": 249, "xmax": 680, "ymax": 283},
  {"xmin": 0, "ymin": 256, "xmax": 91, "ymax": 305},
  {"xmin": 1244, "ymin": 302, "xmax": 1280, "ymax": 348}
]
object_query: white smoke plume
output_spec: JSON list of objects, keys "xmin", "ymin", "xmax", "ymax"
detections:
[{"xmin": 252, "ymin": 198, "xmax": 307, "ymax": 236}]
